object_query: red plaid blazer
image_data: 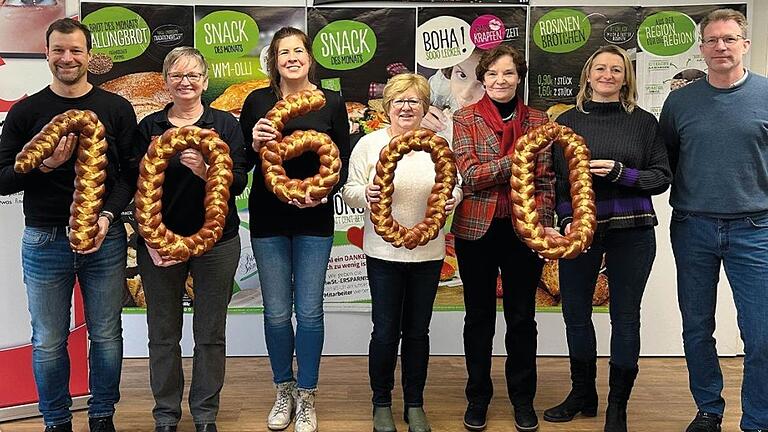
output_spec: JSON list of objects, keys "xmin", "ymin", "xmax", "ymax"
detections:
[{"xmin": 451, "ymin": 103, "xmax": 555, "ymax": 241}]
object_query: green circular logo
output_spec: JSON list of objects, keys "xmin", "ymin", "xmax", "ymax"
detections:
[
  {"xmin": 638, "ymin": 12, "xmax": 696, "ymax": 57},
  {"xmin": 195, "ymin": 11, "xmax": 259, "ymax": 60},
  {"xmin": 533, "ymin": 9, "xmax": 591, "ymax": 54},
  {"xmin": 82, "ymin": 6, "xmax": 150, "ymax": 62},
  {"xmin": 312, "ymin": 20, "xmax": 377, "ymax": 71}
]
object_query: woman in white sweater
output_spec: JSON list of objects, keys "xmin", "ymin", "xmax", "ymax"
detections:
[{"xmin": 342, "ymin": 73, "xmax": 462, "ymax": 432}]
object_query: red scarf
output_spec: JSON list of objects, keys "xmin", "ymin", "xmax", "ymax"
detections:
[{"xmin": 474, "ymin": 94, "xmax": 528, "ymax": 155}]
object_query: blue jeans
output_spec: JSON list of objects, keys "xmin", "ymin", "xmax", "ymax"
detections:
[
  {"xmin": 22, "ymin": 224, "xmax": 126, "ymax": 427},
  {"xmin": 366, "ymin": 256, "xmax": 442, "ymax": 408},
  {"xmin": 671, "ymin": 211, "xmax": 768, "ymax": 430},
  {"xmin": 559, "ymin": 226, "xmax": 655, "ymax": 368},
  {"xmin": 251, "ymin": 235, "xmax": 332, "ymax": 390}
]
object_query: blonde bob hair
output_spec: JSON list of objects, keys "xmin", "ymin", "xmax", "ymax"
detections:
[
  {"xmin": 382, "ymin": 73, "xmax": 430, "ymax": 121},
  {"xmin": 576, "ymin": 45, "xmax": 637, "ymax": 114}
]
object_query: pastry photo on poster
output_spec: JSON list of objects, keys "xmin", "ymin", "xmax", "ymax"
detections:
[{"xmin": 0, "ymin": 0, "xmax": 78, "ymax": 58}]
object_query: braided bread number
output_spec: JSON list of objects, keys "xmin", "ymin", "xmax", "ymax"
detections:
[
  {"xmin": 510, "ymin": 122, "xmax": 596, "ymax": 259},
  {"xmin": 135, "ymin": 126, "xmax": 233, "ymax": 261},
  {"xmin": 260, "ymin": 89, "xmax": 341, "ymax": 202},
  {"xmin": 14, "ymin": 109, "xmax": 108, "ymax": 252},
  {"xmin": 370, "ymin": 129, "xmax": 457, "ymax": 250}
]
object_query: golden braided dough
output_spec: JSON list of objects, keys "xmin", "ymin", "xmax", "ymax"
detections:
[
  {"xmin": 510, "ymin": 122, "xmax": 596, "ymax": 259},
  {"xmin": 260, "ymin": 89, "xmax": 341, "ymax": 202},
  {"xmin": 135, "ymin": 126, "xmax": 233, "ymax": 261},
  {"xmin": 370, "ymin": 128, "xmax": 457, "ymax": 250},
  {"xmin": 14, "ymin": 109, "xmax": 108, "ymax": 251}
]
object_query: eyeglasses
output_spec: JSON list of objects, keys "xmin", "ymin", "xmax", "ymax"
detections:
[
  {"xmin": 392, "ymin": 99, "xmax": 421, "ymax": 109},
  {"xmin": 701, "ymin": 35, "xmax": 746, "ymax": 48},
  {"xmin": 167, "ymin": 72, "xmax": 205, "ymax": 83}
]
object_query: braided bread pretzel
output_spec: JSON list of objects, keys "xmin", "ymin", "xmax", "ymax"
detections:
[
  {"xmin": 510, "ymin": 122, "xmax": 596, "ymax": 259},
  {"xmin": 370, "ymin": 128, "xmax": 457, "ymax": 250},
  {"xmin": 260, "ymin": 89, "xmax": 341, "ymax": 202},
  {"xmin": 135, "ymin": 126, "xmax": 233, "ymax": 261},
  {"xmin": 14, "ymin": 109, "xmax": 108, "ymax": 251}
]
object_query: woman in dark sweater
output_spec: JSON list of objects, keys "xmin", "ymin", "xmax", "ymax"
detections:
[
  {"xmin": 136, "ymin": 47, "xmax": 248, "ymax": 432},
  {"xmin": 543, "ymin": 45, "xmax": 671, "ymax": 432},
  {"xmin": 239, "ymin": 27, "xmax": 350, "ymax": 432}
]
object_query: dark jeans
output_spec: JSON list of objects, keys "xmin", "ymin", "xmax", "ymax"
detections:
[
  {"xmin": 456, "ymin": 218, "xmax": 543, "ymax": 408},
  {"xmin": 671, "ymin": 211, "xmax": 768, "ymax": 430},
  {"xmin": 366, "ymin": 256, "xmax": 442, "ymax": 408},
  {"xmin": 559, "ymin": 226, "xmax": 656, "ymax": 368},
  {"xmin": 138, "ymin": 235, "xmax": 240, "ymax": 427}
]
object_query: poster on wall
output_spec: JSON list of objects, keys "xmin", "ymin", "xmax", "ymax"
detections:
[
  {"xmin": 416, "ymin": 6, "xmax": 527, "ymax": 144},
  {"xmin": 81, "ymin": 2, "xmax": 194, "ymax": 121},
  {"xmin": 528, "ymin": 6, "xmax": 640, "ymax": 113},
  {"xmin": 635, "ymin": 4, "xmax": 747, "ymax": 117},
  {"xmin": 0, "ymin": 0, "xmax": 79, "ymax": 58}
]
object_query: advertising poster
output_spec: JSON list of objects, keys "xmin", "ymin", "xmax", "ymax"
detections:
[
  {"xmin": 635, "ymin": 4, "xmax": 747, "ymax": 117},
  {"xmin": 0, "ymin": 0, "xmax": 79, "ymax": 58},
  {"xmin": 416, "ymin": 6, "xmax": 527, "ymax": 144},
  {"xmin": 528, "ymin": 6, "xmax": 639, "ymax": 113},
  {"xmin": 81, "ymin": 2, "xmax": 194, "ymax": 122}
]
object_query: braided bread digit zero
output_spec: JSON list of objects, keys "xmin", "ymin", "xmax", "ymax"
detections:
[
  {"xmin": 135, "ymin": 126, "xmax": 233, "ymax": 261},
  {"xmin": 260, "ymin": 89, "xmax": 341, "ymax": 202},
  {"xmin": 14, "ymin": 109, "xmax": 108, "ymax": 251},
  {"xmin": 510, "ymin": 122, "xmax": 596, "ymax": 259},
  {"xmin": 370, "ymin": 128, "xmax": 457, "ymax": 250}
]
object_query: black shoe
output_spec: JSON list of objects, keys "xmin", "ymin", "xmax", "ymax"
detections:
[
  {"xmin": 463, "ymin": 402, "xmax": 488, "ymax": 431},
  {"xmin": 195, "ymin": 424, "xmax": 217, "ymax": 432},
  {"xmin": 89, "ymin": 416, "xmax": 116, "ymax": 432},
  {"xmin": 604, "ymin": 402, "xmax": 627, "ymax": 432},
  {"xmin": 686, "ymin": 412, "xmax": 722, "ymax": 432},
  {"xmin": 155, "ymin": 426, "xmax": 177, "ymax": 432},
  {"xmin": 514, "ymin": 406, "xmax": 539, "ymax": 432},
  {"xmin": 543, "ymin": 358, "xmax": 598, "ymax": 423},
  {"xmin": 44, "ymin": 422, "xmax": 73, "ymax": 432}
]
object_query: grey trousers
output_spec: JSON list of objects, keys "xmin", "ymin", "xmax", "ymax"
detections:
[{"xmin": 138, "ymin": 235, "xmax": 240, "ymax": 426}]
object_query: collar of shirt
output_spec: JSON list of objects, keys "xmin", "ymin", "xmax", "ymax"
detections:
[{"xmin": 153, "ymin": 102, "xmax": 216, "ymax": 130}]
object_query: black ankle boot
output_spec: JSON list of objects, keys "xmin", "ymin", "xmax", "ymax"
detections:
[
  {"xmin": 603, "ymin": 363, "xmax": 638, "ymax": 432},
  {"xmin": 543, "ymin": 357, "xmax": 598, "ymax": 422}
]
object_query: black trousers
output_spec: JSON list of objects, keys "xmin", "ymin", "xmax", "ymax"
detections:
[
  {"xmin": 366, "ymin": 256, "xmax": 442, "ymax": 407},
  {"xmin": 456, "ymin": 218, "xmax": 544, "ymax": 407}
]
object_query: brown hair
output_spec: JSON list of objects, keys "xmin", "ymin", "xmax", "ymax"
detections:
[
  {"xmin": 46, "ymin": 18, "xmax": 92, "ymax": 52},
  {"xmin": 475, "ymin": 45, "xmax": 527, "ymax": 82},
  {"xmin": 267, "ymin": 27, "xmax": 317, "ymax": 97},
  {"xmin": 700, "ymin": 8, "xmax": 748, "ymax": 39},
  {"xmin": 575, "ymin": 45, "xmax": 637, "ymax": 114},
  {"xmin": 382, "ymin": 73, "xmax": 430, "ymax": 121}
]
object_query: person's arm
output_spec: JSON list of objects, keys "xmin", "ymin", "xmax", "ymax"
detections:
[
  {"xmin": 341, "ymin": 134, "xmax": 371, "ymax": 209},
  {"xmin": 101, "ymin": 99, "xmax": 139, "ymax": 218},
  {"xmin": 659, "ymin": 97, "xmax": 679, "ymax": 178},
  {"xmin": 604, "ymin": 120, "xmax": 672, "ymax": 195},
  {"xmin": 239, "ymin": 91, "xmax": 260, "ymax": 172},
  {"xmin": 451, "ymin": 110, "xmax": 513, "ymax": 192},
  {"xmin": 0, "ymin": 106, "xmax": 38, "ymax": 195},
  {"xmin": 330, "ymin": 91, "xmax": 351, "ymax": 195}
]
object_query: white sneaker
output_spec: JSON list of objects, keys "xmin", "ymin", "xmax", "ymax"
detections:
[
  {"xmin": 267, "ymin": 381, "xmax": 296, "ymax": 431},
  {"xmin": 294, "ymin": 388, "xmax": 318, "ymax": 432}
]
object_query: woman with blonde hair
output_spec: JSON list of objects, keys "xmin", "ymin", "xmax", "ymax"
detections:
[
  {"xmin": 544, "ymin": 44, "xmax": 671, "ymax": 432},
  {"xmin": 343, "ymin": 73, "xmax": 461, "ymax": 432}
]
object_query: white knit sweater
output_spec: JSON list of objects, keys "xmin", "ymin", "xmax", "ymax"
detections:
[{"xmin": 342, "ymin": 128, "xmax": 463, "ymax": 262}]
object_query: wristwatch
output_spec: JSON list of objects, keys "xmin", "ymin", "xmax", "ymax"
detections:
[{"xmin": 99, "ymin": 210, "xmax": 115, "ymax": 224}]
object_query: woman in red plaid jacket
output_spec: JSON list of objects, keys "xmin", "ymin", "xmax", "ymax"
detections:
[{"xmin": 451, "ymin": 45, "xmax": 557, "ymax": 432}]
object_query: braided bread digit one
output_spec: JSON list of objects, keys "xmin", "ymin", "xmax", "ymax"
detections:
[
  {"xmin": 14, "ymin": 109, "xmax": 108, "ymax": 251},
  {"xmin": 370, "ymin": 128, "xmax": 457, "ymax": 250},
  {"xmin": 135, "ymin": 126, "xmax": 234, "ymax": 262},
  {"xmin": 259, "ymin": 89, "xmax": 341, "ymax": 203},
  {"xmin": 510, "ymin": 122, "xmax": 596, "ymax": 259}
]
